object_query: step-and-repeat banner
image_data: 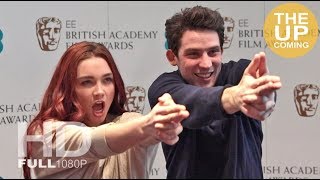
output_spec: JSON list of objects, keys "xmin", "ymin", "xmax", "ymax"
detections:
[{"xmin": 0, "ymin": 1, "xmax": 319, "ymax": 179}]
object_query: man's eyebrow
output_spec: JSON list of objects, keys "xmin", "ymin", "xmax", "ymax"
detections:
[
  {"xmin": 207, "ymin": 46, "xmax": 221, "ymax": 52},
  {"xmin": 183, "ymin": 47, "xmax": 222, "ymax": 55}
]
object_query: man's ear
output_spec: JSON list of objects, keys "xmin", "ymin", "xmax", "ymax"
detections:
[{"xmin": 166, "ymin": 49, "xmax": 178, "ymax": 66}]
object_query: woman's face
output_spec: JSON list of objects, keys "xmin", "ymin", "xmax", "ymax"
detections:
[{"xmin": 75, "ymin": 57, "xmax": 115, "ymax": 127}]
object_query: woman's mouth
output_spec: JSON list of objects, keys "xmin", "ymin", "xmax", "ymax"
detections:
[{"xmin": 92, "ymin": 101, "xmax": 105, "ymax": 117}]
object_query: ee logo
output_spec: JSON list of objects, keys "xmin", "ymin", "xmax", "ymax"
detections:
[
  {"xmin": 264, "ymin": 3, "xmax": 318, "ymax": 58},
  {"xmin": 0, "ymin": 29, "xmax": 3, "ymax": 53}
]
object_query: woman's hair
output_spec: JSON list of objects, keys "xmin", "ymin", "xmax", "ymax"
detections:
[{"xmin": 23, "ymin": 41, "xmax": 126, "ymax": 178}]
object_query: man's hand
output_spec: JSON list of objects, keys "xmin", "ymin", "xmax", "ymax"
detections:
[{"xmin": 222, "ymin": 52, "xmax": 282, "ymax": 120}]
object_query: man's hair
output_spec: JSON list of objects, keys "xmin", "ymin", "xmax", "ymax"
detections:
[{"xmin": 165, "ymin": 5, "xmax": 225, "ymax": 56}]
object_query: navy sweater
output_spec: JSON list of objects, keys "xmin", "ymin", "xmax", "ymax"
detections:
[{"xmin": 148, "ymin": 59, "xmax": 263, "ymax": 179}]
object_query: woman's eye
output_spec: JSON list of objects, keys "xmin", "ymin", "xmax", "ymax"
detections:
[
  {"xmin": 103, "ymin": 77, "xmax": 113, "ymax": 84},
  {"xmin": 81, "ymin": 80, "xmax": 93, "ymax": 86}
]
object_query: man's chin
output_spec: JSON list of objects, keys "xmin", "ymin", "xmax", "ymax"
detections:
[{"xmin": 196, "ymin": 82, "xmax": 214, "ymax": 88}]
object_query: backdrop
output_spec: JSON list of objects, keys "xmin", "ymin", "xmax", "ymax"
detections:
[{"xmin": 0, "ymin": 1, "xmax": 319, "ymax": 179}]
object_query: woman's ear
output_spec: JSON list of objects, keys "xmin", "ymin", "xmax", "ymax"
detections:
[{"xmin": 166, "ymin": 49, "xmax": 178, "ymax": 66}]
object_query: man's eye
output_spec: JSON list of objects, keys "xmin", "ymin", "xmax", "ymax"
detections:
[{"xmin": 186, "ymin": 53, "xmax": 200, "ymax": 58}]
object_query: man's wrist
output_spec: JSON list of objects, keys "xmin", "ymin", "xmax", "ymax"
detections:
[{"xmin": 221, "ymin": 86, "xmax": 239, "ymax": 114}]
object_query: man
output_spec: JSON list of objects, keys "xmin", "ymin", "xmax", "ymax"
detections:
[
  {"xmin": 294, "ymin": 84, "xmax": 319, "ymax": 117},
  {"xmin": 148, "ymin": 6, "xmax": 282, "ymax": 178},
  {"xmin": 36, "ymin": 17, "xmax": 62, "ymax": 51}
]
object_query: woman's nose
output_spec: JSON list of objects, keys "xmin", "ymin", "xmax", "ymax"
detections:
[{"xmin": 93, "ymin": 83, "xmax": 104, "ymax": 97}]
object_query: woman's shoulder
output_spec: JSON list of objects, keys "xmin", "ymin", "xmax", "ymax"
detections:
[
  {"xmin": 111, "ymin": 112, "xmax": 143, "ymax": 123},
  {"xmin": 43, "ymin": 119, "xmax": 86, "ymax": 127},
  {"xmin": 41, "ymin": 119, "xmax": 90, "ymax": 134},
  {"xmin": 122, "ymin": 112, "xmax": 143, "ymax": 118}
]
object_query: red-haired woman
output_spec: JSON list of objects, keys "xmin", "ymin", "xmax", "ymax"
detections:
[{"xmin": 22, "ymin": 41, "xmax": 189, "ymax": 179}]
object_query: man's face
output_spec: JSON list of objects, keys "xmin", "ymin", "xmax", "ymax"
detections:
[
  {"xmin": 39, "ymin": 21, "xmax": 61, "ymax": 50},
  {"xmin": 126, "ymin": 87, "xmax": 145, "ymax": 113},
  {"xmin": 175, "ymin": 30, "xmax": 222, "ymax": 87},
  {"xmin": 297, "ymin": 88, "xmax": 319, "ymax": 116},
  {"xmin": 223, "ymin": 18, "xmax": 235, "ymax": 49}
]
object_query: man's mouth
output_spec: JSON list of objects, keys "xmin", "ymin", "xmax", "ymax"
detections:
[{"xmin": 195, "ymin": 71, "xmax": 214, "ymax": 79}]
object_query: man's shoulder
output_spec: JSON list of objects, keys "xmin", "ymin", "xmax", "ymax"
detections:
[
  {"xmin": 148, "ymin": 70, "xmax": 183, "ymax": 107},
  {"xmin": 157, "ymin": 70, "xmax": 179, "ymax": 78},
  {"xmin": 223, "ymin": 59, "xmax": 250, "ymax": 66},
  {"xmin": 222, "ymin": 59, "xmax": 251, "ymax": 72},
  {"xmin": 151, "ymin": 70, "xmax": 181, "ymax": 84}
]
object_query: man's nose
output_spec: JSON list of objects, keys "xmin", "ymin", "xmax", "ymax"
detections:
[{"xmin": 199, "ymin": 54, "xmax": 212, "ymax": 68}]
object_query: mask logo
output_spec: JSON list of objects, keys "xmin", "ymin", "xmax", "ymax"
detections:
[
  {"xmin": 36, "ymin": 17, "xmax": 62, "ymax": 51},
  {"xmin": 294, "ymin": 84, "xmax": 319, "ymax": 117},
  {"xmin": 125, "ymin": 86, "xmax": 146, "ymax": 114},
  {"xmin": 223, "ymin": 16, "xmax": 235, "ymax": 49}
]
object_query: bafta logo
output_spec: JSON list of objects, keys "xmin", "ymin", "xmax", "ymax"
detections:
[
  {"xmin": 36, "ymin": 17, "xmax": 62, "ymax": 51},
  {"xmin": 294, "ymin": 84, "xmax": 319, "ymax": 117},
  {"xmin": 223, "ymin": 16, "xmax": 235, "ymax": 49},
  {"xmin": 125, "ymin": 86, "xmax": 146, "ymax": 114}
]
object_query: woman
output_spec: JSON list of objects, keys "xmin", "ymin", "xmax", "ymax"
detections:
[{"xmin": 22, "ymin": 41, "xmax": 189, "ymax": 179}]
